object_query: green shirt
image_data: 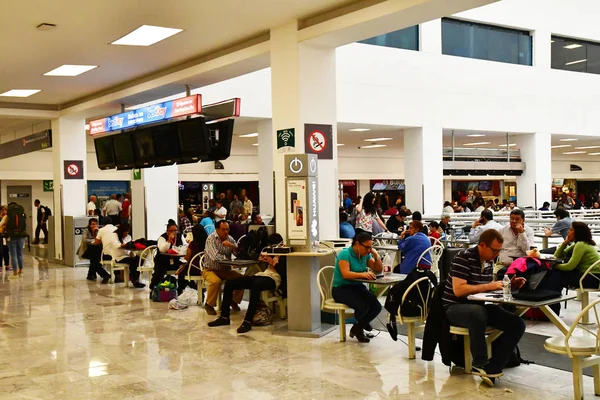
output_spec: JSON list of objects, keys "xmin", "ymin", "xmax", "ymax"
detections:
[
  {"xmin": 554, "ymin": 241, "xmax": 600, "ymax": 274},
  {"xmin": 332, "ymin": 246, "xmax": 372, "ymax": 288}
]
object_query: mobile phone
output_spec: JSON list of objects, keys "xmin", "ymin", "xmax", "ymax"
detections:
[
  {"xmin": 295, "ymin": 206, "xmax": 303, "ymax": 226},
  {"xmin": 290, "ymin": 192, "xmax": 297, "ymax": 212}
]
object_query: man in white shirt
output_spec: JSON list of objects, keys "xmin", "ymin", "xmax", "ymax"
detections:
[
  {"xmin": 443, "ymin": 201, "xmax": 454, "ymax": 214},
  {"xmin": 498, "ymin": 209, "xmax": 535, "ymax": 265},
  {"xmin": 87, "ymin": 195, "xmax": 97, "ymax": 216},
  {"xmin": 213, "ymin": 200, "xmax": 228, "ymax": 222},
  {"xmin": 473, "ymin": 199, "xmax": 485, "ymax": 213},
  {"xmin": 469, "ymin": 209, "xmax": 503, "ymax": 243},
  {"xmin": 103, "ymin": 195, "xmax": 122, "ymax": 225}
]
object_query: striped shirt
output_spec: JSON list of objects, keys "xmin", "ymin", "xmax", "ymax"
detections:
[
  {"xmin": 204, "ymin": 232, "xmax": 237, "ymax": 271},
  {"xmin": 442, "ymin": 247, "xmax": 493, "ymax": 308}
]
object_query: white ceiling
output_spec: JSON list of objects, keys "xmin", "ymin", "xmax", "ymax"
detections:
[{"xmin": 0, "ymin": 0, "xmax": 356, "ymax": 106}]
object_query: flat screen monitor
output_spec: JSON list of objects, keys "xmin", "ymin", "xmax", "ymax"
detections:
[
  {"xmin": 112, "ymin": 133, "xmax": 135, "ymax": 170},
  {"xmin": 131, "ymin": 128, "xmax": 156, "ymax": 168},
  {"xmin": 478, "ymin": 180, "xmax": 492, "ymax": 191},
  {"xmin": 152, "ymin": 123, "xmax": 181, "ymax": 166},
  {"xmin": 204, "ymin": 119, "xmax": 234, "ymax": 161},
  {"xmin": 94, "ymin": 136, "xmax": 116, "ymax": 170},
  {"xmin": 177, "ymin": 117, "xmax": 210, "ymax": 164}
]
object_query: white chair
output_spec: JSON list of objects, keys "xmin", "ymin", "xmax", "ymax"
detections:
[
  {"xmin": 317, "ymin": 266, "xmax": 354, "ymax": 342},
  {"xmin": 261, "ymin": 290, "xmax": 287, "ymax": 320},
  {"xmin": 449, "ymin": 326, "xmax": 501, "ymax": 373},
  {"xmin": 185, "ymin": 252, "xmax": 206, "ymax": 305},
  {"xmin": 237, "ymin": 234, "xmax": 246, "ymax": 246},
  {"xmin": 430, "ymin": 237, "xmax": 444, "ymax": 248},
  {"xmin": 578, "ymin": 259, "xmax": 600, "ymax": 324},
  {"xmin": 544, "ymin": 297, "xmax": 600, "ymax": 399},
  {"xmin": 137, "ymin": 245, "xmax": 157, "ymax": 282},
  {"xmin": 416, "ymin": 245, "xmax": 444, "ymax": 277},
  {"xmin": 102, "ymin": 248, "xmax": 130, "ymax": 285},
  {"xmin": 397, "ymin": 276, "xmax": 434, "ymax": 359}
]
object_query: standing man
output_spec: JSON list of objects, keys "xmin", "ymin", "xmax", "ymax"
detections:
[
  {"xmin": 103, "ymin": 194, "xmax": 122, "ymax": 226},
  {"xmin": 213, "ymin": 200, "xmax": 228, "ymax": 223},
  {"xmin": 229, "ymin": 193, "xmax": 243, "ymax": 219},
  {"xmin": 343, "ymin": 193, "xmax": 352, "ymax": 210},
  {"xmin": 443, "ymin": 229, "xmax": 526, "ymax": 386},
  {"xmin": 0, "ymin": 205, "xmax": 10, "ymax": 270},
  {"xmin": 121, "ymin": 193, "xmax": 131, "ymax": 225},
  {"xmin": 498, "ymin": 209, "xmax": 534, "ymax": 265},
  {"xmin": 241, "ymin": 190, "xmax": 253, "ymax": 216},
  {"xmin": 87, "ymin": 195, "xmax": 97, "ymax": 216},
  {"xmin": 33, "ymin": 199, "xmax": 49, "ymax": 245}
]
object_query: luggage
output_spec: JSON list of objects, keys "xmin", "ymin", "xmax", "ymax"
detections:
[{"xmin": 6, "ymin": 203, "xmax": 27, "ymax": 238}]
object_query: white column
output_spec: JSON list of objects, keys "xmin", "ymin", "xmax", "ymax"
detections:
[
  {"xmin": 533, "ymin": 30, "xmax": 551, "ymax": 69},
  {"xmin": 420, "ymin": 19, "xmax": 442, "ymax": 54},
  {"xmin": 271, "ymin": 21, "xmax": 339, "ymax": 240},
  {"xmin": 51, "ymin": 117, "xmax": 87, "ymax": 261},
  {"xmin": 516, "ymin": 132, "xmax": 551, "ymax": 209},
  {"xmin": 404, "ymin": 126, "xmax": 443, "ymax": 215},
  {"xmin": 257, "ymin": 120, "xmax": 274, "ymax": 218},
  {"xmin": 131, "ymin": 165, "xmax": 178, "ymax": 240}
]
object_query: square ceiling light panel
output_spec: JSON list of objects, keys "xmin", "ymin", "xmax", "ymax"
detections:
[
  {"xmin": 44, "ymin": 65, "xmax": 98, "ymax": 76},
  {"xmin": 0, "ymin": 89, "xmax": 41, "ymax": 97},
  {"xmin": 111, "ymin": 25, "xmax": 183, "ymax": 46}
]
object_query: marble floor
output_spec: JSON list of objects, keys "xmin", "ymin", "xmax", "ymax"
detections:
[{"xmin": 0, "ymin": 252, "xmax": 597, "ymax": 400}]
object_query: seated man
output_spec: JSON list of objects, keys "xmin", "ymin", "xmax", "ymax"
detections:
[
  {"xmin": 468, "ymin": 209, "xmax": 503, "ymax": 243},
  {"xmin": 397, "ymin": 220, "xmax": 432, "ymax": 274},
  {"xmin": 339, "ymin": 210, "xmax": 356, "ymax": 239},
  {"xmin": 541, "ymin": 207, "xmax": 573, "ymax": 254},
  {"xmin": 203, "ymin": 220, "xmax": 244, "ymax": 315},
  {"xmin": 208, "ymin": 233, "xmax": 286, "ymax": 334},
  {"xmin": 443, "ymin": 229, "xmax": 526, "ymax": 386},
  {"xmin": 498, "ymin": 209, "xmax": 535, "ymax": 265},
  {"xmin": 386, "ymin": 210, "xmax": 407, "ymax": 234},
  {"xmin": 439, "ymin": 214, "xmax": 451, "ymax": 233}
]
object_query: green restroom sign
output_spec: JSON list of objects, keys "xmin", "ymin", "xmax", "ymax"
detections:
[
  {"xmin": 133, "ymin": 169, "xmax": 141, "ymax": 180},
  {"xmin": 43, "ymin": 180, "xmax": 54, "ymax": 192},
  {"xmin": 277, "ymin": 128, "xmax": 295, "ymax": 151}
]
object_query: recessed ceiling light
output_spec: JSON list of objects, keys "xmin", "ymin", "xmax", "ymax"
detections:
[
  {"xmin": 337, "ymin": 143, "xmax": 345, "ymax": 146},
  {"xmin": 559, "ymin": 138, "xmax": 578, "ymax": 142},
  {"xmin": 44, "ymin": 64, "xmax": 98, "ymax": 76},
  {"xmin": 359, "ymin": 144, "xmax": 386, "ymax": 149},
  {"xmin": 463, "ymin": 142, "xmax": 491, "ymax": 146},
  {"xmin": 466, "ymin": 134, "xmax": 486, "ymax": 137},
  {"xmin": 364, "ymin": 137, "xmax": 392, "ymax": 142},
  {"xmin": 0, "ymin": 89, "xmax": 41, "ymax": 97},
  {"xmin": 499, "ymin": 143, "xmax": 516, "ymax": 147},
  {"xmin": 563, "ymin": 151, "xmax": 586, "ymax": 155},
  {"xmin": 551, "ymin": 145, "xmax": 572, "ymax": 148},
  {"xmin": 239, "ymin": 132, "xmax": 258, "ymax": 138},
  {"xmin": 588, "ymin": 152, "xmax": 600, "ymax": 155},
  {"xmin": 349, "ymin": 128, "xmax": 371, "ymax": 132},
  {"xmin": 111, "ymin": 25, "xmax": 183, "ymax": 46},
  {"xmin": 252, "ymin": 143, "xmax": 258, "ymax": 146},
  {"xmin": 566, "ymin": 59, "xmax": 587, "ymax": 66},
  {"xmin": 575, "ymin": 146, "xmax": 600, "ymax": 149},
  {"xmin": 564, "ymin": 44, "xmax": 583, "ymax": 49}
]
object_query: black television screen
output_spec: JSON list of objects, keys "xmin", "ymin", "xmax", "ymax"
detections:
[
  {"xmin": 152, "ymin": 123, "xmax": 181, "ymax": 166},
  {"xmin": 94, "ymin": 136, "xmax": 116, "ymax": 170},
  {"xmin": 204, "ymin": 119, "xmax": 234, "ymax": 161},
  {"xmin": 131, "ymin": 128, "xmax": 156, "ymax": 168},
  {"xmin": 177, "ymin": 117, "xmax": 210, "ymax": 163},
  {"xmin": 113, "ymin": 133, "xmax": 135, "ymax": 170}
]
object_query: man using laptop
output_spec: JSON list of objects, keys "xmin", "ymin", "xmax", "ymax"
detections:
[{"xmin": 443, "ymin": 229, "xmax": 526, "ymax": 386}]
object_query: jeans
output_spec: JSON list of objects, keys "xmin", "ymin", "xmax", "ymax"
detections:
[
  {"xmin": 35, "ymin": 222, "xmax": 48, "ymax": 241},
  {"xmin": 0, "ymin": 239, "xmax": 9, "ymax": 266},
  {"xmin": 7, "ymin": 237, "xmax": 25, "ymax": 271},
  {"xmin": 84, "ymin": 245, "xmax": 109, "ymax": 279},
  {"xmin": 103, "ymin": 254, "xmax": 141, "ymax": 282},
  {"xmin": 332, "ymin": 284, "xmax": 382, "ymax": 327},
  {"xmin": 221, "ymin": 276, "xmax": 275, "ymax": 322},
  {"xmin": 446, "ymin": 303, "xmax": 526, "ymax": 372}
]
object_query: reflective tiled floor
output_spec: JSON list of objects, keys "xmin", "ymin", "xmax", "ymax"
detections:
[{"xmin": 0, "ymin": 253, "xmax": 595, "ymax": 399}]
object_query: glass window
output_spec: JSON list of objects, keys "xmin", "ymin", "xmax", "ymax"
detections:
[
  {"xmin": 442, "ymin": 18, "xmax": 532, "ymax": 66},
  {"xmin": 359, "ymin": 25, "xmax": 419, "ymax": 51},
  {"xmin": 551, "ymin": 36, "xmax": 600, "ymax": 75}
]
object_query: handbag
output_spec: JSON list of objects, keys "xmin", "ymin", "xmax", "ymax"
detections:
[
  {"xmin": 251, "ymin": 301, "xmax": 273, "ymax": 326},
  {"xmin": 151, "ymin": 276, "xmax": 178, "ymax": 302}
]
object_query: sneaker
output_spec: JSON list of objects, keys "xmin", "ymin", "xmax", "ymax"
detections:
[
  {"xmin": 205, "ymin": 304, "xmax": 217, "ymax": 315},
  {"xmin": 208, "ymin": 317, "xmax": 230, "ymax": 327},
  {"xmin": 132, "ymin": 281, "xmax": 146, "ymax": 289},
  {"xmin": 86, "ymin": 277, "xmax": 96, "ymax": 281},
  {"xmin": 237, "ymin": 321, "xmax": 252, "ymax": 334},
  {"xmin": 471, "ymin": 366, "xmax": 503, "ymax": 387},
  {"xmin": 231, "ymin": 302, "xmax": 241, "ymax": 312},
  {"xmin": 101, "ymin": 276, "xmax": 110, "ymax": 284}
]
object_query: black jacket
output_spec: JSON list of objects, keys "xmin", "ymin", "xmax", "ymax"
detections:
[{"xmin": 422, "ymin": 285, "xmax": 454, "ymax": 365}]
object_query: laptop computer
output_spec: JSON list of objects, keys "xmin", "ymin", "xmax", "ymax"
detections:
[{"xmin": 512, "ymin": 270, "xmax": 562, "ymax": 301}]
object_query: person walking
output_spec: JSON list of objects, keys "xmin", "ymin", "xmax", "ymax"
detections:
[
  {"xmin": 0, "ymin": 205, "xmax": 10, "ymax": 270},
  {"xmin": 5, "ymin": 202, "xmax": 27, "ymax": 278},
  {"xmin": 32, "ymin": 199, "xmax": 49, "ymax": 245}
]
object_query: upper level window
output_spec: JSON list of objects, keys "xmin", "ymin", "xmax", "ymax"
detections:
[
  {"xmin": 359, "ymin": 25, "xmax": 419, "ymax": 51},
  {"xmin": 442, "ymin": 18, "xmax": 532, "ymax": 66},
  {"xmin": 551, "ymin": 36, "xmax": 600, "ymax": 75}
]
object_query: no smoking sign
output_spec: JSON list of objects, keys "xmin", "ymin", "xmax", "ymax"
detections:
[
  {"xmin": 304, "ymin": 123, "xmax": 333, "ymax": 160},
  {"xmin": 64, "ymin": 160, "xmax": 84, "ymax": 180}
]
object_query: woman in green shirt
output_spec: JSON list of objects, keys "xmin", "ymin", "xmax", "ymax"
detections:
[
  {"xmin": 553, "ymin": 221, "xmax": 600, "ymax": 288},
  {"xmin": 332, "ymin": 232, "xmax": 384, "ymax": 343}
]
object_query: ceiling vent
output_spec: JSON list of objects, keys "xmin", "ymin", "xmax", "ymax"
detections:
[{"xmin": 36, "ymin": 23, "xmax": 57, "ymax": 31}]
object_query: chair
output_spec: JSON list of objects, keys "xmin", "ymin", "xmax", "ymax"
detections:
[
  {"xmin": 316, "ymin": 266, "xmax": 354, "ymax": 342},
  {"xmin": 137, "ymin": 245, "xmax": 157, "ymax": 282},
  {"xmin": 185, "ymin": 252, "xmax": 206, "ymax": 305},
  {"xmin": 578, "ymin": 259, "xmax": 600, "ymax": 324},
  {"xmin": 397, "ymin": 276, "xmax": 434, "ymax": 359},
  {"xmin": 449, "ymin": 326, "xmax": 501, "ymax": 373},
  {"xmin": 261, "ymin": 289, "xmax": 287, "ymax": 320},
  {"xmin": 416, "ymin": 245, "xmax": 444, "ymax": 277},
  {"xmin": 237, "ymin": 234, "xmax": 246, "ymax": 246},
  {"xmin": 102, "ymin": 248, "xmax": 130, "ymax": 285},
  {"xmin": 544, "ymin": 297, "xmax": 600, "ymax": 399}
]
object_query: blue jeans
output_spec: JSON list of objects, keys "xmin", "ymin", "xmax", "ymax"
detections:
[
  {"xmin": 332, "ymin": 284, "xmax": 382, "ymax": 327},
  {"xmin": 7, "ymin": 237, "xmax": 25, "ymax": 271}
]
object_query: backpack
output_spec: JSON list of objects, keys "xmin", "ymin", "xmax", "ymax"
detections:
[
  {"xmin": 251, "ymin": 301, "xmax": 273, "ymax": 326},
  {"xmin": 6, "ymin": 203, "xmax": 27, "ymax": 238},
  {"xmin": 237, "ymin": 227, "xmax": 269, "ymax": 260},
  {"xmin": 385, "ymin": 269, "xmax": 438, "ymax": 318},
  {"xmin": 44, "ymin": 206, "xmax": 52, "ymax": 217}
]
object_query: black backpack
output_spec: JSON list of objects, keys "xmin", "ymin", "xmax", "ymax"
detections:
[
  {"xmin": 237, "ymin": 227, "xmax": 269, "ymax": 260},
  {"xmin": 6, "ymin": 203, "xmax": 27, "ymax": 238},
  {"xmin": 43, "ymin": 205, "xmax": 52, "ymax": 217}
]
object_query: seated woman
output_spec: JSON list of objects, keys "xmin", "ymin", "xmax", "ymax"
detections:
[
  {"xmin": 332, "ymin": 232, "xmax": 383, "ymax": 343},
  {"xmin": 104, "ymin": 223, "xmax": 145, "ymax": 288},
  {"xmin": 177, "ymin": 224, "xmax": 208, "ymax": 294},
  {"xmin": 78, "ymin": 218, "xmax": 110, "ymax": 283},
  {"xmin": 150, "ymin": 220, "xmax": 186, "ymax": 290},
  {"xmin": 207, "ymin": 233, "xmax": 285, "ymax": 334},
  {"xmin": 551, "ymin": 221, "xmax": 600, "ymax": 288}
]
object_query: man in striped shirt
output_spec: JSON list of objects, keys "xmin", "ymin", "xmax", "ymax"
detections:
[
  {"xmin": 203, "ymin": 220, "xmax": 244, "ymax": 315},
  {"xmin": 442, "ymin": 229, "xmax": 526, "ymax": 387}
]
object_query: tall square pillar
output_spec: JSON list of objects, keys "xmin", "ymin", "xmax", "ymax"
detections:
[
  {"xmin": 258, "ymin": 120, "xmax": 274, "ymax": 218},
  {"xmin": 516, "ymin": 132, "xmax": 551, "ymax": 208}
]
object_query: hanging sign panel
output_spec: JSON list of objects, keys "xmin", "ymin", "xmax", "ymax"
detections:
[{"xmin": 305, "ymin": 123, "xmax": 333, "ymax": 160}]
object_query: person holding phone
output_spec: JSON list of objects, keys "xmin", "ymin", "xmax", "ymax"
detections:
[
  {"xmin": 331, "ymin": 232, "xmax": 383, "ymax": 343},
  {"xmin": 468, "ymin": 209, "xmax": 503, "ymax": 244}
]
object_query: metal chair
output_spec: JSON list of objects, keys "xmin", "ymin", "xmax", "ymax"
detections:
[
  {"xmin": 397, "ymin": 276, "xmax": 434, "ymax": 359},
  {"xmin": 185, "ymin": 252, "xmax": 206, "ymax": 305},
  {"xmin": 316, "ymin": 266, "xmax": 354, "ymax": 342},
  {"xmin": 416, "ymin": 245, "xmax": 444, "ymax": 277},
  {"xmin": 137, "ymin": 245, "xmax": 157, "ymax": 282},
  {"xmin": 578, "ymin": 259, "xmax": 600, "ymax": 324},
  {"xmin": 544, "ymin": 297, "xmax": 600, "ymax": 399},
  {"xmin": 102, "ymin": 247, "xmax": 130, "ymax": 285}
]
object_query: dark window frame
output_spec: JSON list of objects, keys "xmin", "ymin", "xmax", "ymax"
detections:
[
  {"xmin": 358, "ymin": 25, "xmax": 420, "ymax": 51},
  {"xmin": 551, "ymin": 35, "xmax": 600, "ymax": 75}
]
